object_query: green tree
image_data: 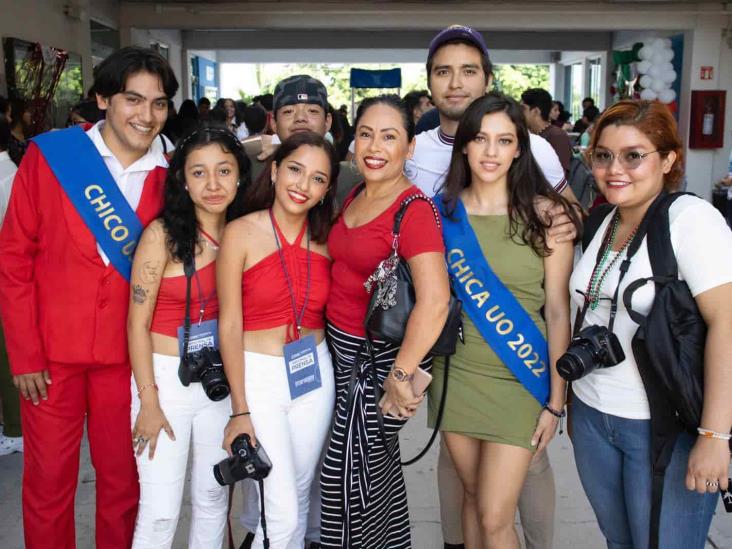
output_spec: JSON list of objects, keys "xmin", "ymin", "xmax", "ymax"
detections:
[{"xmin": 493, "ymin": 65, "xmax": 550, "ymax": 101}]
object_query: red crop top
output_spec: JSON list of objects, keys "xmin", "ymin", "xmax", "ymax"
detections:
[
  {"xmin": 327, "ymin": 184, "xmax": 445, "ymax": 337},
  {"xmin": 241, "ymin": 219, "xmax": 331, "ymax": 337},
  {"xmin": 150, "ymin": 261, "xmax": 218, "ymax": 338}
]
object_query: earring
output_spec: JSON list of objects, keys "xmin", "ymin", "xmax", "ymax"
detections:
[
  {"xmin": 271, "ymin": 179, "xmax": 275, "ymax": 186},
  {"xmin": 320, "ymin": 197, "xmax": 325, "ymax": 205},
  {"xmin": 236, "ymin": 180, "xmax": 240, "ymax": 188},
  {"xmin": 184, "ymin": 185, "xmax": 189, "ymax": 191}
]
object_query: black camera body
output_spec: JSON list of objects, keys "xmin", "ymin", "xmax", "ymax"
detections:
[
  {"xmin": 557, "ymin": 325, "xmax": 626, "ymax": 381},
  {"xmin": 178, "ymin": 347, "xmax": 230, "ymax": 401},
  {"xmin": 214, "ymin": 434, "xmax": 272, "ymax": 486}
]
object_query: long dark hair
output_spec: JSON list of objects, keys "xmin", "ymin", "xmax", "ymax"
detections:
[
  {"xmin": 440, "ymin": 93, "xmax": 579, "ymax": 256},
  {"xmin": 162, "ymin": 124, "xmax": 251, "ymax": 262},
  {"xmin": 244, "ymin": 132, "xmax": 339, "ymax": 244}
]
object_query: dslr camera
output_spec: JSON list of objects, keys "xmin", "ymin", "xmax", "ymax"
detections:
[
  {"xmin": 214, "ymin": 434, "xmax": 272, "ymax": 486},
  {"xmin": 178, "ymin": 347, "xmax": 230, "ymax": 401},
  {"xmin": 556, "ymin": 325, "xmax": 625, "ymax": 381}
]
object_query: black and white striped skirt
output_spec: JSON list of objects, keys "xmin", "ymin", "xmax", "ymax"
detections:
[{"xmin": 319, "ymin": 323, "xmax": 431, "ymax": 549}]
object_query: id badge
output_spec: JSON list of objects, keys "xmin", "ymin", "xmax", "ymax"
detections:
[
  {"xmin": 283, "ymin": 334, "xmax": 322, "ymax": 400},
  {"xmin": 178, "ymin": 319, "xmax": 219, "ymax": 355}
]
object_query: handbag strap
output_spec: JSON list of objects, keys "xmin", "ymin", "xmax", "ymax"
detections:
[
  {"xmin": 367, "ymin": 338, "xmax": 450, "ymax": 466},
  {"xmin": 390, "ymin": 194, "xmax": 442, "ymax": 252}
]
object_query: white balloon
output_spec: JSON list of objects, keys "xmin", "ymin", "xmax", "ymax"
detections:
[
  {"xmin": 649, "ymin": 65, "xmax": 663, "ymax": 78},
  {"xmin": 661, "ymin": 62, "xmax": 674, "ymax": 73},
  {"xmin": 637, "ymin": 60, "xmax": 652, "ymax": 74},
  {"xmin": 662, "ymin": 69, "xmax": 677, "ymax": 84},
  {"xmin": 638, "ymin": 46, "xmax": 651, "ymax": 60},
  {"xmin": 651, "ymin": 53, "xmax": 665, "ymax": 65},
  {"xmin": 651, "ymin": 79, "xmax": 666, "ymax": 92},
  {"xmin": 663, "ymin": 38, "xmax": 672, "ymax": 49},
  {"xmin": 663, "ymin": 49, "xmax": 674, "ymax": 62},
  {"xmin": 659, "ymin": 88, "xmax": 676, "ymax": 103},
  {"xmin": 640, "ymin": 88, "xmax": 658, "ymax": 101},
  {"xmin": 652, "ymin": 38, "xmax": 666, "ymax": 51},
  {"xmin": 640, "ymin": 75, "xmax": 653, "ymax": 88}
]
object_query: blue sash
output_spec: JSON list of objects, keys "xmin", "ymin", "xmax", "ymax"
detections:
[
  {"xmin": 33, "ymin": 126, "xmax": 144, "ymax": 282},
  {"xmin": 436, "ymin": 197, "xmax": 550, "ymax": 404}
]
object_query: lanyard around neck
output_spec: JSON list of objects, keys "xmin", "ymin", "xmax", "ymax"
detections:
[{"xmin": 268, "ymin": 209, "xmax": 312, "ymax": 340}]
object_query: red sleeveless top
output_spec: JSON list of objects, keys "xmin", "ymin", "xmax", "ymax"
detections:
[
  {"xmin": 150, "ymin": 261, "xmax": 218, "ymax": 338},
  {"xmin": 241, "ymin": 217, "xmax": 330, "ymax": 339}
]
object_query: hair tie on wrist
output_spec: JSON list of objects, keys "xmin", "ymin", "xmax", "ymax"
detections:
[{"xmin": 230, "ymin": 411, "xmax": 251, "ymax": 419}]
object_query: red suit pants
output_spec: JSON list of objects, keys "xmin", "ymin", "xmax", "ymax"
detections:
[{"xmin": 20, "ymin": 361, "xmax": 139, "ymax": 549}]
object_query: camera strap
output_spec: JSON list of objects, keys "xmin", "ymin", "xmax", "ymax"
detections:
[
  {"xmin": 575, "ymin": 193, "xmax": 668, "ymax": 337},
  {"xmin": 181, "ymin": 254, "xmax": 196, "ymax": 362}
]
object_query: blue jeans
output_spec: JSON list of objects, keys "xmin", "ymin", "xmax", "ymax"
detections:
[{"xmin": 571, "ymin": 394, "xmax": 717, "ymax": 549}]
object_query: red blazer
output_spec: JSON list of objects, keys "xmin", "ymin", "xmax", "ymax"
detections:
[{"xmin": 0, "ymin": 141, "xmax": 166, "ymax": 375}]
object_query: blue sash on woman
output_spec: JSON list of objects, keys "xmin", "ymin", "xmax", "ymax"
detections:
[
  {"xmin": 437, "ymin": 197, "xmax": 550, "ymax": 405},
  {"xmin": 33, "ymin": 126, "xmax": 144, "ymax": 282}
]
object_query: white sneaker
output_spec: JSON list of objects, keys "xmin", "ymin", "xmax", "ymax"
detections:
[{"xmin": 0, "ymin": 434, "xmax": 23, "ymax": 455}]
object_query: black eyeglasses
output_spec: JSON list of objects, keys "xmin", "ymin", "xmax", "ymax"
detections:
[{"xmin": 589, "ymin": 148, "xmax": 664, "ymax": 170}]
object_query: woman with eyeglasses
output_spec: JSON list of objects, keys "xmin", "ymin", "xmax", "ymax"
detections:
[{"xmin": 570, "ymin": 100, "xmax": 732, "ymax": 548}]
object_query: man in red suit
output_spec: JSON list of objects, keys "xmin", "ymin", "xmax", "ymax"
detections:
[{"xmin": 0, "ymin": 47, "xmax": 178, "ymax": 549}]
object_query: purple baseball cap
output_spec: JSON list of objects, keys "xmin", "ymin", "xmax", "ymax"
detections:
[{"xmin": 428, "ymin": 25, "xmax": 490, "ymax": 59}]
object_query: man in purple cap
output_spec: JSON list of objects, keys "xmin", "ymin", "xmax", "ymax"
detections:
[{"xmin": 411, "ymin": 25, "xmax": 576, "ymax": 549}]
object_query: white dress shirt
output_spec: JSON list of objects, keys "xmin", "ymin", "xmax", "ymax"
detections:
[{"xmin": 85, "ymin": 121, "xmax": 169, "ymax": 264}]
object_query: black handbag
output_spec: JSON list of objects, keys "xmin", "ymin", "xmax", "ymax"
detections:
[
  {"xmin": 364, "ymin": 194, "xmax": 463, "ymax": 356},
  {"xmin": 361, "ymin": 193, "xmax": 463, "ymax": 466}
]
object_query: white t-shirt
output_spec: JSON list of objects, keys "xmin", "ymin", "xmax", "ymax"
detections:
[
  {"xmin": 571, "ymin": 195, "xmax": 732, "ymax": 419},
  {"xmin": 407, "ymin": 128, "xmax": 568, "ymax": 196},
  {"xmin": 86, "ymin": 121, "xmax": 169, "ymax": 265}
]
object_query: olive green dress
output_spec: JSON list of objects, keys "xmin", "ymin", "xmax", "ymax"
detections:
[{"xmin": 428, "ymin": 214, "xmax": 545, "ymax": 450}]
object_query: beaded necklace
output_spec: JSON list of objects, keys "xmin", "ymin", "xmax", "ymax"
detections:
[{"xmin": 585, "ymin": 211, "xmax": 638, "ymax": 310}]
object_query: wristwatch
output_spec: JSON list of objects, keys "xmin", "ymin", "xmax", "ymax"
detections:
[{"xmin": 391, "ymin": 367, "xmax": 413, "ymax": 382}]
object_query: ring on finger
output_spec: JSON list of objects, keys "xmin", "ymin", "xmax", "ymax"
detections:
[{"xmin": 705, "ymin": 480, "xmax": 719, "ymax": 488}]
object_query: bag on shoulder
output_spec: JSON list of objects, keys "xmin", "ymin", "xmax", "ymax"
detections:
[
  {"xmin": 364, "ymin": 193, "xmax": 463, "ymax": 357},
  {"xmin": 568, "ymin": 155, "xmax": 598, "ymax": 211},
  {"xmin": 582, "ymin": 193, "xmax": 705, "ymax": 431}
]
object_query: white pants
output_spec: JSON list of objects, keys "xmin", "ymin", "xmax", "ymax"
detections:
[
  {"xmin": 244, "ymin": 340, "xmax": 335, "ymax": 549},
  {"xmin": 131, "ymin": 353, "xmax": 230, "ymax": 549}
]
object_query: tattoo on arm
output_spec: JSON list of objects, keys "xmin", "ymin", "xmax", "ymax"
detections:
[
  {"xmin": 140, "ymin": 260, "xmax": 161, "ymax": 284},
  {"xmin": 132, "ymin": 285, "xmax": 148, "ymax": 304}
]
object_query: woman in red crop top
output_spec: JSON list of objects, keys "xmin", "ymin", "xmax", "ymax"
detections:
[
  {"xmin": 127, "ymin": 126, "xmax": 250, "ymax": 548},
  {"xmin": 218, "ymin": 132, "xmax": 339, "ymax": 549},
  {"xmin": 320, "ymin": 96, "xmax": 450, "ymax": 549}
]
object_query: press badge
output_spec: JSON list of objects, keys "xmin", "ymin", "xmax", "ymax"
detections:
[
  {"xmin": 177, "ymin": 319, "xmax": 219, "ymax": 355},
  {"xmin": 283, "ymin": 334, "xmax": 322, "ymax": 399}
]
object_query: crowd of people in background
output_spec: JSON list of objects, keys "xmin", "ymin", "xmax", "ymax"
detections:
[{"xmin": 0, "ymin": 23, "xmax": 730, "ymax": 549}]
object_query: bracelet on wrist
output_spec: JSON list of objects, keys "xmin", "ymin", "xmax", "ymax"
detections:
[
  {"xmin": 230, "ymin": 411, "xmax": 251, "ymax": 419},
  {"xmin": 697, "ymin": 427, "xmax": 731, "ymax": 441},
  {"xmin": 544, "ymin": 404, "xmax": 566, "ymax": 418},
  {"xmin": 136, "ymin": 383, "xmax": 158, "ymax": 399}
]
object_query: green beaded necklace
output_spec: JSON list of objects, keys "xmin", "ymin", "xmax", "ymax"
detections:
[{"xmin": 585, "ymin": 211, "xmax": 639, "ymax": 310}]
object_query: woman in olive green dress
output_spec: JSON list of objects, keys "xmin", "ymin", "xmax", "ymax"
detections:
[{"xmin": 430, "ymin": 93, "xmax": 579, "ymax": 549}]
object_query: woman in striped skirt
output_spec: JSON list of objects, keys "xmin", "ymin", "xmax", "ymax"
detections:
[{"xmin": 321, "ymin": 95, "xmax": 450, "ymax": 548}]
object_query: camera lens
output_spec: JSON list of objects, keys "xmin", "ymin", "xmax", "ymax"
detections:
[
  {"xmin": 200, "ymin": 367, "xmax": 230, "ymax": 401},
  {"xmin": 556, "ymin": 352, "xmax": 585, "ymax": 381},
  {"xmin": 213, "ymin": 461, "xmax": 235, "ymax": 486}
]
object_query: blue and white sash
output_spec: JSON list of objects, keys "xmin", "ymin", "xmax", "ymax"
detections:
[
  {"xmin": 437, "ymin": 197, "xmax": 550, "ymax": 404},
  {"xmin": 33, "ymin": 126, "xmax": 144, "ymax": 282}
]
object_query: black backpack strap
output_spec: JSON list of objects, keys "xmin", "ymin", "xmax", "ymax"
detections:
[{"xmin": 581, "ymin": 203, "xmax": 614, "ymax": 252}]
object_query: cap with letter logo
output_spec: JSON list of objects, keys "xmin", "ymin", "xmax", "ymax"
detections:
[{"xmin": 273, "ymin": 75, "xmax": 329, "ymax": 113}]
